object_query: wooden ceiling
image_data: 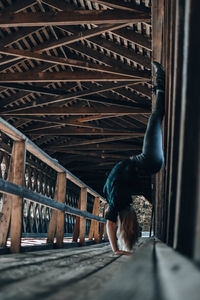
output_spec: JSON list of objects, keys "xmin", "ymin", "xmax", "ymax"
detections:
[{"xmin": 0, "ymin": 0, "xmax": 152, "ymax": 194}]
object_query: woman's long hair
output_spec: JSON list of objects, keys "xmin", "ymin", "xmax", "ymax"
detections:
[{"xmin": 116, "ymin": 206, "xmax": 140, "ymax": 251}]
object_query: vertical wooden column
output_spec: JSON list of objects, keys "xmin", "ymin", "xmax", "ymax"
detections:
[
  {"xmin": 10, "ymin": 141, "xmax": 26, "ymax": 253},
  {"xmin": 166, "ymin": 0, "xmax": 186, "ymax": 246},
  {"xmin": 173, "ymin": 0, "xmax": 200, "ymax": 258},
  {"xmin": 99, "ymin": 203, "xmax": 108, "ymax": 241},
  {"xmin": 72, "ymin": 193, "xmax": 81, "ymax": 242},
  {"xmin": 47, "ymin": 172, "xmax": 66, "ymax": 247},
  {"xmin": 0, "ymin": 140, "xmax": 25, "ymax": 252},
  {"xmin": 79, "ymin": 187, "xmax": 87, "ymax": 245},
  {"xmin": 89, "ymin": 197, "xmax": 100, "ymax": 243},
  {"xmin": 56, "ymin": 172, "xmax": 66, "ymax": 248},
  {"xmin": 152, "ymin": 0, "xmax": 165, "ymax": 240}
]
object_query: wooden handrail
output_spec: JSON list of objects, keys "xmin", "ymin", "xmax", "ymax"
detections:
[
  {"xmin": 0, "ymin": 179, "xmax": 106, "ymax": 223},
  {"xmin": 0, "ymin": 117, "xmax": 106, "ymax": 202}
]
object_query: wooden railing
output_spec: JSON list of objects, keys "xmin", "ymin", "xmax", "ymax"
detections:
[{"xmin": 0, "ymin": 117, "xmax": 107, "ymax": 253}]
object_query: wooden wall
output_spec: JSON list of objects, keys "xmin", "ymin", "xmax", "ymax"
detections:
[{"xmin": 153, "ymin": 0, "xmax": 200, "ymax": 262}]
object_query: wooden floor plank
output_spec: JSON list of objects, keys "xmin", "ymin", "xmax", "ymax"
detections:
[{"xmin": 0, "ymin": 243, "xmax": 116, "ymax": 300}]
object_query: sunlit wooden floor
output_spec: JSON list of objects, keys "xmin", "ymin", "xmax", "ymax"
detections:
[
  {"xmin": 0, "ymin": 242, "xmax": 130, "ymax": 300},
  {"xmin": 2, "ymin": 237, "xmax": 199, "ymax": 300}
]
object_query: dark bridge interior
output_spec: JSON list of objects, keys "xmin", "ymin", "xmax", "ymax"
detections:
[
  {"xmin": 0, "ymin": 1, "xmax": 200, "ymax": 300},
  {"xmin": 0, "ymin": 0, "xmax": 152, "ymax": 194}
]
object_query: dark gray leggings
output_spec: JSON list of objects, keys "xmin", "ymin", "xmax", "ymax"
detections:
[{"xmin": 131, "ymin": 90, "xmax": 165, "ymax": 174}]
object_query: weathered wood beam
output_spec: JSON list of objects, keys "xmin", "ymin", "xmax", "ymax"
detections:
[
  {"xmin": 36, "ymin": 23, "xmax": 130, "ymax": 52},
  {"xmin": 72, "ymin": 193, "xmax": 81, "ymax": 242},
  {"xmin": 11, "ymin": 114, "xmax": 130, "ymax": 129},
  {"xmin": 23, "ymin": 118, "xmax": 139, "ymax": 132},
  {"xmin": 58, "ymin": 149, "xmax": 128, "ymax": 160},
  {"xmin": 54, "ymin": 26, "xmax": 151, "ymax": 76},
  {"xmin": 0, "ymin": 83, "xmax": 68, "ymax": 96},
  {"xmin": 102, "ymin": 88, "xmax": 150, "ymax": 105},
  {"xmin": 46, "ymin": 143, "xmax": 141, "ymax": 151},
  {"xmin": 89, "ymin": 197, "xmax": 100, "ymax": 243},
  {"xmin": 0, "ymin": 106, "xmax": 150, "ymax": 116},
  {"xmin": 79, "ymin": 187, "xmax": 87, "ymax": 245},
  {"xmin": 0, "ymin": 0, "xmax": 37, "ymax": 14},
  {"xmin": 28, "ymin": 127, "xmax": 145, "ymax": 136},
  {"xmin": 0, "ymin": 56, "xmax": 20, "ymax": 66},
  {"xmin": 0, "ymin": 81, "xmax": 144, "ymax": 110},
  {"xmin": 129, "ymin": 115, "xmax": 149, "ymax": 125},
  {"xmin": 0, "ymin": 179, "xmax": 106, "ymax": 222},
  {"xmin": 0, "ymin": 47, "xmax": 144, "ymax": 78},
  {"xmin": 67, "ymin": 40, "xmax": 151, "ymax": 70},
  {"xmin": 37, "ymin": 136, "xmax": 139, "ymax": 148},
  {"xmin": 88, "ymin": 36, "xmax": 151, "ymax": 69},
  {"xmin": 0, "ymin": 141, "xmax": 26, "ymax": 252},
  {"xmin": 112, "ymin": 28, "xmax": 151, "ymax": 51},
  {"xmin": 47, "ymin": 172, "xmax": 66, "ymax": 248},
  {"xmin": 0, "ymin": 71, "xmax": 147, "ymax": 83},
  {"xmin": 0, "ymin": 10, "xmax": 150, "ymax": 28},
  {"xmin": 130, "ymin": 84, "xmax": 152, "ymax": 98},
  {"xmin": 0, "ymin": 27, "xmax": 43, "ymax": 48},
  {"xmin": 41, "ymin": 0, "xmax": 76, "ymax": 11},
  {"xmin": 88, "ymin": 0, "xmax": 150, "ymax": 13}
]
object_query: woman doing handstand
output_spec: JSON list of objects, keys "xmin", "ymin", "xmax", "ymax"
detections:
[{"xmin": 103, "ymin": 62, "xmax": 165, "ymax": 255}]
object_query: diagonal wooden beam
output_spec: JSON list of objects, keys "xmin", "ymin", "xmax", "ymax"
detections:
[
  {"xmin": 0, "ymin": 0, "xmax": 37, "ymax": 14},
  {"xmin": 35, "ymin": 23, "xmax": 130, "ymax": 52},
  {"xmin": 0, "ymin": 83, "xmax": 68, "ymax": 96},
  {"xmin": 45, "ymin": 143, "xmax": 142, "ymax": 151},
  {"xmin": 23, "ymin": 115, "xmax": 142, "ymax": 131},
  {"xmin": 41, "ymin": 0, "xmax": 77, "ymax": 11},
  {"xmin": 0, "ymin": 81, "xmax": 136, "ymax": 110},
  {"xmin": 0, "ymin": 105, "xmax": 150, "ymax": 116},
  {"xmin": 0, "ymin": 10, "xmax": 150, "ymax": 28},
  {"xmin": 87, "ymin": 0, "xmax": 150, "ymax": 13},
  {"xmin": 112, "ymin": 28, "xmax": 151, "ymax": 51},
  {"xmin": 66, "ymin": 40, "xmax": 151, "ymax": 70},
  {"xmin": 88, "ymin": 36, "xmax": 151, "ymax": 69},
  {"xmin": 28, "ymin": 127, "xmax": 145, "ymax": 136},
  {"xmin": 0, "ymin": 71, "xmax": 148, "ymax": 83},
  {"xmin": 43, "ymin": 135, "xmax": 138, "ymax": 148},
  {"xmin": 0, "ymin": 47, "xmax": 148, "ymax": 79},
  {"xmin": 50, "ymin": 149, "xmax": 129, "ymax": 160}
]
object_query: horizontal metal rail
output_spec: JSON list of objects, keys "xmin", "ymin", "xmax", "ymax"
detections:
[{"xmin": 0, "ymin": 179, "xmax": 106, "ymax": 223}]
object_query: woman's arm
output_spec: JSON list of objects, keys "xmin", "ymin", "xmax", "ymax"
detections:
[{"xmin": 106, "ymin": 220, "xmax": 131, "ymax": 255}]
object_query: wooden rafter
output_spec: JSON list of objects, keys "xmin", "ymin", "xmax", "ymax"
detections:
[
  {"xmin": 45, "ymin": 143, "xmax": 141, "ymax": 151},
  {"xmin": 0, "ymin": 47, "xmax": 150, "ymax": 79},
  {"xmin": 0, "ymin": 10, "xmax": 150, "ymax": 28},
  {"xmin": 0, "ymin": 0, "xmax": 37, "ymax": 14},
  {"xmin": 27, "ymin": 127, "xmax": 145, "ymax": 136},
  {"xmin": 0, "ymin": 72, "xmax": 148, "ymax": 83},
  {"xmin": 0, "ymin": 81, "xmax": 147, "ymax": 110},
  {"xmin": 0, "ymin": 105, "xmax": 150, "ymax": 116},
  {"xmin": 35, "ymin": 23, "xmax": 131, "ymax": 52},
  {"xmin": 40, "ymin": 135, "xmax": 139, "ymax": 148},
  {"xmin": 87, "ymin": 0, "xmax": 150, "ymax": 13}
]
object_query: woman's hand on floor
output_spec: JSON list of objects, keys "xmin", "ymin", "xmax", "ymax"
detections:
[{"xmin": 114, "ymin": 250, "xmax": 132, "ymax": 255}]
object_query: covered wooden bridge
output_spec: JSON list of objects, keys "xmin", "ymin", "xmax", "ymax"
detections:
[{"xmin": 0, "ymin": 0, "xmax": 200, "ymax": 299}]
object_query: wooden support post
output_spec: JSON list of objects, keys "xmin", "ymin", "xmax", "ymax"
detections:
[
  {"xmin": 89, "ymin": 197, "xmax": 100, "ymax": 243},
  {"xmin": 0, "ymin": 141, "xmax": 25, "ymax": 252},
  {"xmin": 72, "ymin": 194, "xmax": 81, "ymax": 242},
  {"xmin": 56, "ymin": 173, "xmax": 66, "ymax": 248},
  {"xmin": 79, "ymin": 187, "xmax": 87, "ymax": 245},
  {"xmin": 47, "ymin": 172, "xmax": 66, "ymax": 247},
  {"xmin": 99, "ymin": 204, "xmax": 107, "ymax": 241}
]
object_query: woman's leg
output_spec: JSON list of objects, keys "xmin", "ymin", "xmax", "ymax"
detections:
[
  {"xmin": 135, "ymin": 62, "xmax": 165, "ymax": 172},
  {"xmin": 141, "ymin": 90, "xmax": 165, "ymax": 166}
]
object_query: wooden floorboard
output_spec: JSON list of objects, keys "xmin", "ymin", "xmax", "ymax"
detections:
[
  {"xmin": 0, "ymin": 242, "xmax": 131, "ymax": 300},
  {"xmin": 3, "ymin": 238, "xmax": 199, "ymax": 300}
]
